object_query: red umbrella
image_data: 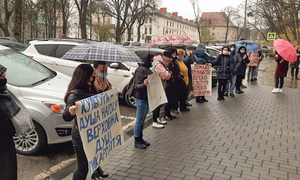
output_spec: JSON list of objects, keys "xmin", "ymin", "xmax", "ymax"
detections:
[
  {"xmin": 274, "ymin": 39, "xmax": 297, "ymax": 63},
  {"xmin": 150, "ymin": 34, "xmax": 193, "ymax": 47}
]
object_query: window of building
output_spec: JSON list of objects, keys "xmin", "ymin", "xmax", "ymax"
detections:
[
  {"xmin": 149, "ymin": 18, "xmax": 152, "ymax": 23},
  {"xmin": 145, "ymin": 28, "xmax": 147, "ymax": 34},
  {"xmin": 167, "ymin": 21, "xmax": 168, "ymax": 26},
  {"xmin": 149, "ymin": 28, "xmax": 152, "ymax": 34},
  {"xmin": 212, "ymin": 33, "xmax": 214, "ymax": 36},
  {"xmin": 108, "ymin": 18, "xmax": 110, "ymax": 24},
  {"xmin": 213, "ymin": 27, "xmax": 215, "ymax": 30},
  {"xmin": 145, "ymin": 18, "xmax": 148, "ymax": 23}
]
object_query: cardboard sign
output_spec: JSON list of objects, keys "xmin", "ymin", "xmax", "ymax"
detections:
[
  {"xmin": 75, "ymin": 88, "xmax": 124, "ymax": 177},
  {"xmin": 147, "ymin": 73, "xmax": 168, "ymax": 112},
  {"xmin": 192, "ymin": 65, "xmax": 212, "ymax": 96}
]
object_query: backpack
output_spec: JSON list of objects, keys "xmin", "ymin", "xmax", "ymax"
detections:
[{"xmin": 126, "ymin": 75, "xmax": 136, "ymax": 97}]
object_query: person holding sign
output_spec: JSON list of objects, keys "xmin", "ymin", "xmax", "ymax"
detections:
[
  {"xmin": 63, "ymin": 64, "xmax": 108, "ymax": 180},
  {"xmin": 211, "ymin": 46, "xmax": 234, "ymax": 101},
  {"xmin": 193, "ymin": 49, "xmax": 210, "ymax": 103},
  {"xmin": 151, "ymin": 50, "xmax": 173, "ymax": 128},
  {"xmin": 133, "ymin": 52, "xmax": 154, "ymax": 149}
]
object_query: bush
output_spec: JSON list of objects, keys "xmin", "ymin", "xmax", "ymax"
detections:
[{"xmin": 267, "ymin": 52, "xmax": 275, "ymax": 57}]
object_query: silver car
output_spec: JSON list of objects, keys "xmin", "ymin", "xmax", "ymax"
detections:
[{"xmin": 0, "ymin": 45, "xmax": 72, "ymax": 155}]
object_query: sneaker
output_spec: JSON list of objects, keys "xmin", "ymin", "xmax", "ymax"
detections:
[
  {"xmin": 152, "ymin": 122, "xmax": 164, "ymax": 129},
  {"xmin": 279, "ymin": 89, "xmax": 283, "ymax": 93},
  {"xmin": 157, "ymin": 117, "xmax": 167, "ymax": 125},
  {"xmin": 186, "ymin": 102, "xmax": 193, "ymax": 106},
  {"xmin": 224, "ymin": 93, "xmax": 228, "ymax": 96},
  {"xmin": 230, "ymin": 93, "xmax": 235, "ymax": 97},
  {"xmin": 241, "ymin": 85, "xmax": 247, "ymax": 88},
  {"xmin": 236, "ymin": 90, "xmax": 244, "ymax": 94},
  {"xmin": 271, "ymin": 88, "xmax": 279, "ymax": 93}
]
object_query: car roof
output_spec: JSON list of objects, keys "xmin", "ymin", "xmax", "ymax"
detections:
[
  {"xmin": 129, "ymin": 47, "xmax": 165, "ymax": 53},
  {"xmin": 28, "ymin": 39, "xmax": 92, "ymax": 45}
]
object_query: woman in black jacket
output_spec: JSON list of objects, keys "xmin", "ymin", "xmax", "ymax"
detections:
[
  {"xmin": 0, "ymin": 65, "xmax": 18, "ymax": 180},
  {"xmin": 63, "ymin": 64, "xmax": 108, "ymax": 180},
  {"xmin": 235, "ymin": 46, "xmax": 250, "ymax": 93},
  {"xmin": 133, "ymin": 52, "xmax": 153, "ymax": 149}
]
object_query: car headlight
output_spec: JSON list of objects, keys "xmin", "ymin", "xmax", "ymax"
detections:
[{"xmin": 43, "ymin": 103, "xmax": 66, "ymax": 113}]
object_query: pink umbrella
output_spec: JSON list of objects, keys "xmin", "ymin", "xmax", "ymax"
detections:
[
  {"xmin": 274, "ymin": 39, "xmax": 297, "ymax": 63},
  {"xmin": 150, "ymin": 34, "xmax": 193, "ymax": 47}
]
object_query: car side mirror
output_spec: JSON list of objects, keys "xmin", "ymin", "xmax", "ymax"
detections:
[{"xmin": 110, "ymin": 63, "xmax": 119, "ymax": 69}]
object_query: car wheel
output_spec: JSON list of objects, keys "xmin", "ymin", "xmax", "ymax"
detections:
[
  {"xmin": 125, "ymin": 91, "xmax": 136, "ymax": 108},
  {"xmin": 13, "ymin": 121, "xmax": 47, "ymax": 155}
]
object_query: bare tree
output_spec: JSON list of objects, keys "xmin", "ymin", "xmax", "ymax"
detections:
[
  {"xmin": 222, "ymin": 6, "xmax": 236, "ymax": 43},
  {"xmin": 13, "ymin": 0, "xmax": 22, "ymax": 42},
  {"xmin": 75, "ymin": 0, "xmax": 90, "ymax": 39},
  {"xmin": 37, "ymin": 0, "xmax": 58, "ymax": 38},
  {"xmin": 190, "ymin": 0, "xmax": 201, "ymax": 43},
  {"xmin": 59, "ymin": 0, "xmax": 74, "ymax": 36},
  {"xmin": 23, "ymin": 0, "xmax": 39, "ymax": 41},
  {"xmin": 0, "ymin": 0, "xmax": 14, "ymax": 36},
  {"xmin": 100, "ymin": 0, "xmax": 135, "ymax": 42}
]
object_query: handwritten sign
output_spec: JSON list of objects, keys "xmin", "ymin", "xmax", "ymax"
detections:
[
  {"xmin": 192, "ymin": 65, "xmax": 212, "ymax": 96},
  {"xmin": 147, "ymin": 73, "xmax": 168, "ymax": 112},
  {"xmin": 75, "ymin": 88, "xmax": 124, "ymax": 177}
]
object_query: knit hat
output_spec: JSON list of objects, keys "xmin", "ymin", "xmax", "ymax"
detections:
[{"xmin": 0, "ymin": 64, "xmax": 7, "ymax": 76}]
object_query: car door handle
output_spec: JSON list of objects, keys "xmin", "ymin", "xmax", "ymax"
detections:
[{"xmin": 123, "ymin": 75, "xmax": 130, "ymax": 77}]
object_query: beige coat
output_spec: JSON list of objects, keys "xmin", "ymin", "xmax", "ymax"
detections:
[{"xmin": 248, "ymin": 52, "xmax": 259, "ymax": 67}]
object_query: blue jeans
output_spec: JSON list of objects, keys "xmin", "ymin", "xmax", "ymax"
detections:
[
  {"xmin": 225, "ymin": 75, "xmax": 237, "ymax": 93},
  {"xmin": 134, "ymin": 99, "xmax": 149, "ymax": 138}
]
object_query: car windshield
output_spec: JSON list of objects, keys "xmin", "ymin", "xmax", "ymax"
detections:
[
  {"xmin": 207, "ymin": 49, "xmax": 220, "ymax": 57},
  {"xmin": 124, "ymin": 62, "xmax": 138, "ymax": 67},
  {"xmin": 0, "ymin": 49, "xmax": 55, "ymax": 86}
]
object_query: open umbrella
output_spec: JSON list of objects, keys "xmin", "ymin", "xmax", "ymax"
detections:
[
  {"xmin": 274, "ymin": 39, "xmax": 297, "ymax": 63},
  {"xmin": 62, "ymin": 42, "xmax": 143, "ymax": 63},
  {"xmin": 150, "ymin": 34, "xmax": 193, "ymax": 47},
  {"xmin": 234, "ymin": 40, "xmax": 261, "ymax": 53}
]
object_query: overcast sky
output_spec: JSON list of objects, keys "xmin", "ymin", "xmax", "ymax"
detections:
[{"xmin": 160, "ymin": 0, "xmax": 244, "ymax": 20}]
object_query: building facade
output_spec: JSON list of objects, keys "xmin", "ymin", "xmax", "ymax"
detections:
[
  {"xmin": 200, "ymin": 12, "xmax": 238, "ymax": 43},
  {"xmin": 125, "ymin": 8, "xmax": 199, "ymax": 44}
]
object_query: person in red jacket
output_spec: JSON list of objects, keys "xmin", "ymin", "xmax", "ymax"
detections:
[{"xmin": 271, "ymin": 52, "xmax": 289, "ymax": 93}]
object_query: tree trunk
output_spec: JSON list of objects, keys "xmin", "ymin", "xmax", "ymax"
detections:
[
  {"xmin": 137, "ymin": 25, "xmax": 141, "ymax": 42},
  {"xmin": 53, "ymin": 0, "xmax": 57, "ymax": 38},
  {"xmin": 13, "ymin": 0, "xmax": 23, "ymax": 42},
  {"xmin": 225, "ymin": 20, "xmax": 229, "ymax": 43}
]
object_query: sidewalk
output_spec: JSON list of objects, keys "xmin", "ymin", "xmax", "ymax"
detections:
[{"xmin": 61, "ymin": 83, "xmax": 300, "ymax": 180}]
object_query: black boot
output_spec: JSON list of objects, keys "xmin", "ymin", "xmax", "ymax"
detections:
[
  {"xmin": 141, "ymin": 132, "xmax": 150, "ymax": 146},
  {"xmin": 92, "ymin": 166, "xmax": 109, "ymax": 179},
  {"xmin": 134, "ymin": 137, "xmax": 147, "ymax": 149}
]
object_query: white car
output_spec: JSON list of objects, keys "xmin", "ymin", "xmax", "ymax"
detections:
[
  {"xmin": 0, "ymin": 45, "xmax": 72, "ymax": 155},
  {"xmin": 22, "ymin": 40, "xmax": 163, "ymax": 107}
]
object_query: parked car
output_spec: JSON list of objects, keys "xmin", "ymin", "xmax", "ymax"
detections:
[
  {"xmin": 0, "ymin": 45, "xmax": 72, "ymax": 155},
  {"xmin": 261, "ymin": 45, "xmax": 271, "ymax": 53},
  {"xmin": 0, "ymin": 37, "xmax": 26, "ymax": 51},
  {"xmin": 22, "ymin": 40, "xmax": 150, "ymax": 107},
  {"xmin": 123, "ymin": 41, "xmax": 141, "ymax": 47}
]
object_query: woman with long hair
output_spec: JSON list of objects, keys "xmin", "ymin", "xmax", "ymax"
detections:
[{"xmin": 63, "ymin": 64, "xmax": 108, "ymax": 180}]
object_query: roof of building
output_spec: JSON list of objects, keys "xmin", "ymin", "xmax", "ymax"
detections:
[{"xmin": 200, "ymin": 12, "xmax": 236, "ymax": 27}]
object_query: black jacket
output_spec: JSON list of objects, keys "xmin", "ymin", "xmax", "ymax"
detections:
[
  {"xmin": 184, "ymin": 55, "xmax": 194, "ymax": 79},
  {"xmin": 211, "ymin": 54, "xmax": 234, "ymax": 80},
  {"xmin": 0, "ymin": 91, "xmax": 18, "ymax": 137},
  {"xmin": 63, "ymin": 89, "xmax": 94, "ymax": 139},
  {"xmin": 134, "ymin": 65, "xmax": 153, "ymax": 100},
  {"xmin": 235, "ymin": 52, "xmax": 250, "ymax": 76}
]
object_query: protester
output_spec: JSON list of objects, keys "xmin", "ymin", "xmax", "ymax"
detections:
[
  {"xmin": 193, "ymin": 49, "xmax": 209, "ymax": 103},
  {"xmin": 151, "ymin": 50, "xmax": 172, "ymax": 128},
  {"xmin": 253, "ymin": 51, "xmax": 264, "ymax": 80},
  {"xmin": 271, "ymin": 52, "xmax": 289, "ymax": 93},
  {"xmin": 172, "ymin": 49, "xmax": 190, "ymax": 112},
  {"xmin": 235, "ymin": 46, "xmax": 250, "ymax": 93},
  {"xmin": 211, "ymin": 46, "xmax": 234, "ymax": 101},
  {"xmin": 133, "ymin": 52, "xmax": 153, "ymax": 149},
  {"xmin": 290, "ymin": 45, "xmax": 300, "ymax": 80},
  {"xmin": 92, "ymin": 61, "xmax": 112, "ymax": 93},
  {"xmin": 164, "ymin": 48, "xmax": 181, "ymax": 119},
  {"xmin": 224, "ymin": 44, "xmax": 241, "ymax": 97},
  {"xmin": 247, "ymin": 51, "xmax": 259, "ymax": 81},
  {"xmin": 63, "ymin": 64, "xmax": 108, "ymax": 180},
  {"xmin": 183, "ymin": 46, "xmax": 195, "ymax": 106},
  {"xmin": 0, "ymin": 65, "xmax": 18, "ymax": 180}
]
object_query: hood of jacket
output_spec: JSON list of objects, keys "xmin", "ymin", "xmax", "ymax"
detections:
[{"xmin": 194, "ymin": 49, "xmax": 206, "ymax": 58}]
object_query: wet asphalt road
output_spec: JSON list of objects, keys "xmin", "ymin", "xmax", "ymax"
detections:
[{"xmin": 17, "ymin": 56, "xmax": 300, "ymax": 180}]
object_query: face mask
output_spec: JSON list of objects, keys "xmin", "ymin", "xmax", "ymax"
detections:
[
  {"xmin": 98, "ymin": 73, "xmax": 108, "ymax": 78},
  {"xmin": 230, "ymin": 48, "xmax": 235, "ymax": 52},
  {"xmin": 0, "ymin": 78, "xmax": 7, "ymax": 93},
  {"xmin": 240, "ymin": 50, "xmax": 245, "ymax": 53},
  {"xmin": 223, "ymin": 51, "xmax": 229, "ymax": 55}
]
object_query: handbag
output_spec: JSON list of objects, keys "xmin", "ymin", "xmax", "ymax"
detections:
[{"xmin": 10, "ymin": 99, "xmax": 35, "ymax": 136}]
